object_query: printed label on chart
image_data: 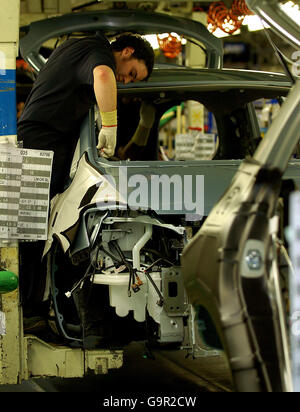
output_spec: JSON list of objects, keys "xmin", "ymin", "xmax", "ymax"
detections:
[{"xmin": 0, "ymin": 145, "xmax": 53, "ymax": 241}]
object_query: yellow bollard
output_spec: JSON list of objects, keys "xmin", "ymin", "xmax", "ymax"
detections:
[{"xmin": 0, "ymin": 242, "xmax": 24, "ymax": 385}]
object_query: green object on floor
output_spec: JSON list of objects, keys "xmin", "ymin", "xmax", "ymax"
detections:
[{"xmin": 0, "ymin": 269, "xmax": 18, "ymax": 294}]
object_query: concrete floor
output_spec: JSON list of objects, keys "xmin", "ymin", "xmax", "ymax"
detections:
[{"xmin": 0, "ymin": 342, "xmax": 234, "ymax": 394}]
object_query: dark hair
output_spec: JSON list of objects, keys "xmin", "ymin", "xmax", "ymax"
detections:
[{"xmin": 111, "ymin": 34, "xmax": 154, "ymax": 80}]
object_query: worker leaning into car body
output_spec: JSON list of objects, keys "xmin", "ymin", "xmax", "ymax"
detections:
[
  {"xmin": 17, "ymin": 32, "xmax": 155, "ymax": 198},
  {"xmin": 117, "ymin": 100, "xmax": 156, "ymax": 160}
]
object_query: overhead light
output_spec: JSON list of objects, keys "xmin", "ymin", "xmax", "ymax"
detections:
[
  {"xmin": 144, "ymin": 33, "xmax": 187, "ymax": 50},
  {"xmin": 280, "ymin": 1, "xmax": 300, "ymax": 25},
  {"xmin": 143, "ymin": 34, "xmax": 159, "ymax": 50},
  {"xmin": 242, "ymin": 2, "xmax": 300, "ymax": 32},
  {"xmin": 211, "ymin": 28, "xmax": 230, "ymax": 38},
  {"xmin": 243, "ymin": 15, "xmax": 268, "ymax": 31},
  {"xmin": 210, "ymin": 27, "xmax": 241, "ymax": 38}
]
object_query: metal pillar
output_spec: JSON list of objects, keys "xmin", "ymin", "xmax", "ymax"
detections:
[
  {"xmin": 0, "ymin": 0, "xmax": 23, "ymax": 385},
  {"xmin": 185, "ymin": 11, "xmax": 207, "ymax": 68}
]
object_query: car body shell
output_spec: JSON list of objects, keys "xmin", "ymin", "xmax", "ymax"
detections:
[
  {"xmin": 19, "ymin": 9, "xmax": 294, "ymax": 257},
  {"xmin": 19, "ymin": 4, "xmax": 300, "ymax": 391}
]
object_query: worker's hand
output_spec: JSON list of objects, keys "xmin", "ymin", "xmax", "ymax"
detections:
[
  {"xmin": 139, "ymin": 101, "xmax": 156, "ymax": 129},
  {"xmin": 117, "ymin": 146, "xmax": 128, "ymax": 160},
  {"xmin": 97, "ymin": 109, "xmax": 118, "ymax": 158},
  {"xmin": 97, "ymin": 126, "xmax": 117, "ymax": 158}
]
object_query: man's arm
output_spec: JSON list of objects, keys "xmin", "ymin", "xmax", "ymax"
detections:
[
  {"xmin": 118, "ymin": 101, "xmax": 156, "ymax": 160},
  {"xmin": 93, "ymin": 65, "xmax": 117, "ymax": 112},
  {"xmin": 93, "ymin": 65, "xmax": 118, "ymax": 157}
]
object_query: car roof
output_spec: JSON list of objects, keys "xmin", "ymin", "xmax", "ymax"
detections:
[
  {"xmin": 121, "ymin": 67, "xmax": 291, "ymax": 92},
  {"xmin": 19, "ymin": 9, "xmax": 223, "ymax": 72},
  {"xmin": 19, "ymin": 7, "xmax": 292, "ymax": 110},
  {"xmin": 118, "ymin": 67, "xmax": 291, "ymax": 113}
]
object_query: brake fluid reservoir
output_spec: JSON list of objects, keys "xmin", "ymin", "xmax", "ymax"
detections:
[{"xmin": 0, "ymin": 270, "xmax": 18, "ymax": 294}]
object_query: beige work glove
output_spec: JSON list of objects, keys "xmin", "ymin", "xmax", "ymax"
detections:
[{"xmin": 97, "ymin": 110, "xmax": 117, "ymax": 158}]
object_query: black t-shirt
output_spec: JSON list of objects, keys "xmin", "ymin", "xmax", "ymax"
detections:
[{"xmin": 18, "ymin": 32, "xmax": 116, "ymax": 137}]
